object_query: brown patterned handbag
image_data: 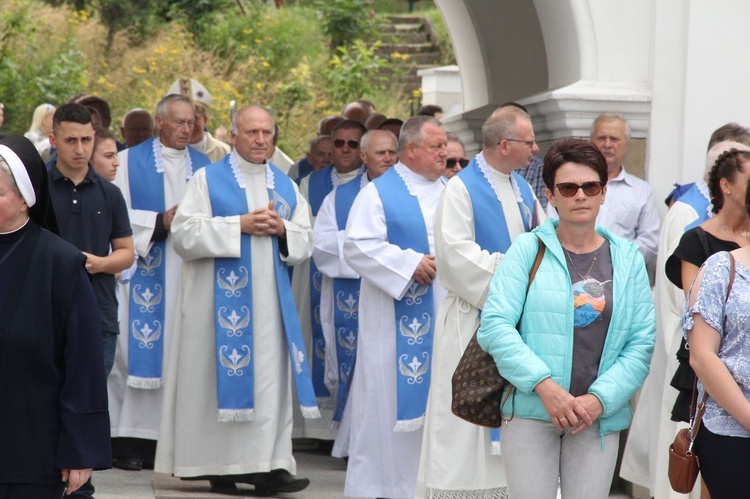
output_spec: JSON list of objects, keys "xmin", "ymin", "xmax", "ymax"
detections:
[{"xmin": 451, "ymin": 238, "xmax": 546, "ymax": 428}]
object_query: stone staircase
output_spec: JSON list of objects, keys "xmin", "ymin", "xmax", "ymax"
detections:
[{"xmin": 377, "ymin": 14, "xmax": 446, "ymax": 95}]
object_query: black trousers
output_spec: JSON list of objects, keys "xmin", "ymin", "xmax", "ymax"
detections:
[
  {"xmin": 0, "ymin": 483, "xmax": 64, "ymax": 499},
  {"xmin": 694, "ymin": 425, "xmax": 750, "ymax": 498}
]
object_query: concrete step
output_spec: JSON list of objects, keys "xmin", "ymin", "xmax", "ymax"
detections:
[
  {"xmin": 381, "ymin": 22, "xmax": 425, "ymax": 33},
  {"xmin": 383, "ymin": 32, "xmax": 430, "ymax": 44},
  {"xmin": 385, "ymin": 15, "xmax": 425, "ymax": 24},
  {"xmin": 377, "ymin": 42, "xmax": 435, "ymax": 54},
  {"xmin": 391, "ymin": 51, "xmax": 441, "ymax": 65}
]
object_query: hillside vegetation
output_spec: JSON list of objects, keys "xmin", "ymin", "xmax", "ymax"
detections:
[{"xmin": 0, "ymin": 0, "xmax": 450, "ymax": 157}]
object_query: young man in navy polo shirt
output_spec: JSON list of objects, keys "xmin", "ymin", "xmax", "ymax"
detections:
[
  {"xmin": 47, "ymin": 103, "xmax": 134, "ymax": 499},
  {"xmin": 48, "ymin": 103, "xmax": 134, "ymax": 376}
]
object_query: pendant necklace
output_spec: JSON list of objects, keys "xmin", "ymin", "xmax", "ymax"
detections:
[{"xmin": 565, "ymin": 247, "xmax": 597, "ymax": 281}]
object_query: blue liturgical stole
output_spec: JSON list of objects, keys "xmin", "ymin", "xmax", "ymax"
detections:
[
  {"xmin": 373, "ymin": 167, "xmax": 436, "ymax": 431},
  {"xmin": 295, "ymin": 157, "xmax": 313, "ymax": 185},
  {"xmin": 330, "ymin": 172, "xmax": 366, "ymax": 423},
  {"xmin": 126, "ymin": 138, "xmax": 210, "ymax": 388},
  {"xmin": 307, "ymin": 165, "xmax": 337, "ymax": 401},
  {"xmin": 206, "ymin": 156, "xmax": 319, "ymax": 421},
  {"xmin": 677, "ymin": 184, "xmax": 712, "ymax": 231},
  {"xmin": 459, "ymin": 160, "xmax": 538, "ymax": 252}
]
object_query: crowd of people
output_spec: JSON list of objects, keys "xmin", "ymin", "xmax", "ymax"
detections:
[{"xmin": 1, "ymin": 75, "xmax": 750, "ymax": 499}]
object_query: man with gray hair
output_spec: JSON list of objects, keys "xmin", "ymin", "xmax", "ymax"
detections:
[
  {"xmin": 312, "ymin": 129, "xmax": 398, "ymax": 459},
  {"xmin": 443, "ymin": 132, "xmax": 467, "ymax": 179},
  {"xmin": 154, "ymin": 105, "xmax": 315, "ymax": 495},
  {"xmin": 417, "ymin": 105, "xmax": 544, "ymax": 498},
  {"xmin": 343, "ymin": 116, "xmax": 447, "ymax": 498},
  {"xmin": 109, "ymin": 93, "xmax": 211, "ymax": 472},
  {"xmin": 586, "ymin": 112, "xmax": 660, "ymax": 273},
  {"xmin": 166, "ymin": 78, "xmax": 231, "ymax": 162}
]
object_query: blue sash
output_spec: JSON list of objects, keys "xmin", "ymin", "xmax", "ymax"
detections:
[
  {"xmin": 294, "ymin": 157, "xmax": 313, "ymax": 185},
  {"xmin": 306, "ymin": 165, "xmax": 337, "ymax": 401},
  {"xmin": 126, "ymin": 138, "xmax": 209, "ymax": 388},
  {"xmin": 206, "ymin": 156, "xmax": 320, "ymax": 421},
  {"xmin": 308, "ymin": 165, "xmax": 334, "ymax": 217},
  {"xmin": 373, "ymin": 167, "xmax": 435, "ymax": 431},
  {"xmin": 458, "ymin": 158, "xmax": 540, "ymax": 451},
  {"xmin": 677, "ymin": 184, "xmax": 712, "ymax": 231},
  {"xmin": 458, "ymin": 160, "xmax": 538, "ymax": 251},
  {"xmin": 331, "ymin": 172, "xmax": 366, "ymax": 423}
]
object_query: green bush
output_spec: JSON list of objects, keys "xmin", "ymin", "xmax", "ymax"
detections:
[
  {"xmin": 324, "ymin": 41, "xmax": 388, "ymax": 103},
  {"xmin": 0, "ymin": 2, "xmax": 86, "ymax": 134},
  {"xmin": 193, "ymin": 4, "xmax": 325, "ymax": 80},
  {"xmin": 313, "ymin": 0, "xmax": 380, "ymax": 50}
]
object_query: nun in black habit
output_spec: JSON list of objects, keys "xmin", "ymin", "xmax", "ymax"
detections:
[{"xmin": 0, "ymin": 135, "xmax": 111, "ymax": 498}]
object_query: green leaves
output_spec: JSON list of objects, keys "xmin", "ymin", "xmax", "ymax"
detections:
[{"xmin": 324, "ymin": 40, "xmax": 387, "ymax": 102}]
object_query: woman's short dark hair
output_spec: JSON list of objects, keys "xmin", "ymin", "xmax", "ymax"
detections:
[
  {"xmin": 708, "ymin": 149, "xmax": 750, "ymax": 213},
  {"xmin": 542, "ymin": 138, "xmax": 608, "ymax": 190}
]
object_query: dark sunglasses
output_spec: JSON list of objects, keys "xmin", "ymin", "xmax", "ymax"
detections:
[
  {"xmin": 333, "ymin": 139, "xmax": 360, "ymax": 149},
  {"xmin": 446, "ymin": 157, "xmax": 469, "ymax": 169},
  {"xmin": 554, "ymin": 181, "xmax": 605, "ymax": 197}
]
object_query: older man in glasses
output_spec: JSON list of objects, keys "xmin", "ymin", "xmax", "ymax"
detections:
[
  {"xmin": 416, "ymin": 105, "xmax": 545, "ymax": 498},
  {"xmin": 310, "ymin": 129, "xmax": 398, "ymax": 459},
  {"xmin": 292, "ymin": 119, "xmax": 367, "ymax": 445},
  {"xmin": 546, "ymin": 113, "xmax": 660, "ymax": 280},
  {"xmin": 444, "ymin": 132, "xmax": 468, "ymax": 179}
]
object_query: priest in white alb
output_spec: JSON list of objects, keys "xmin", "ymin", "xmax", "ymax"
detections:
[
  {"xmin": 416, "ymin": 105, "xmax": 545, "ymax": 499},
  {"xmin": 312, "ymin": 129, "xmax": 398, "ymax": 458},
  {"xmin": 291, "ymin": 120, "xmax": 367, "ymax": 442},
  {"xmin": 343, "ymin": 116, "xmax": 448, "ymax": 498},
  {"xmin": 109, "ymin": 94, "xmax": 210, "ymax": 470},
  {"xmin": 154, "ymin": 106, "xmax": 317, "ymax": 496}
]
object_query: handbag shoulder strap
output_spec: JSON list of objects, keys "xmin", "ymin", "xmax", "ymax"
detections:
[
  {"xmin": 501, "ymin": 237, "xmax": 546, "ymax": 423},
  {"xmin": 527, "ymin": 237, "xmax": 546, "ymax": 292}
]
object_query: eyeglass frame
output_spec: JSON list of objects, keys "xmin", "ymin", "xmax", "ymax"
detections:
[
  {"xmin": 333, "ymin": 139, "xmax": 360, "ymax": 149},
  {"xmin": 553, "ymin": 181, "xmax": 606, "ymax": 197},
  {"xmin": 501, "ymin": 138, "xmax": 536, "ymax": 148},
  {"xmin": 446, "ymin": 157, "xmax": 469, "ymax": 169}
]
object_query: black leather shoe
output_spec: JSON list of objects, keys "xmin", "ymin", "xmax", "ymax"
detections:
[
  {"xmin": 210, "ymin": 480, "xmax": 239, "ymax": 494},
  {"xmin": 255, "ymin": 469, "xmax": 310, "ymax": 495},
  {"xmin": 113, "ymin": 457, "xmax": 143, "ymax": 471}
]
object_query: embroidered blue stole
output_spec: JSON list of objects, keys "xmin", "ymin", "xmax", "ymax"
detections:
[
  {"xmin": 458, "ymin": 160, "xmax": 538, "ymax": 249},
  {"xmin": 458, "ymin": 160, "xmax": 539, "ymax": 448},
  {"xmin": 126, "ymin": 138, "xmax": 210, "ymax": 388},
  {"xmin": 331, "ymin": 172, "xmax": 366, "ymax": 423},
  {"xmin": 373, "ymin": 167, "xmax": 435, "ymax": 431},
  {"xmin": 677, "ymin": 184, "xmax": 711, "ymax": 231},
  {"xmin": 307, "ymin": 165, "xmax": 336, "ymax": 401},
  {"xmin": 206, "ymin": 157, "xmax": 320, "ymax": 421}
]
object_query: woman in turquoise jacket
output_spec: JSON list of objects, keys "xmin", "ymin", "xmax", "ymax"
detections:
[{"xmin": 478, "ymin": 139, "xmax": 655, "ymax": 499}]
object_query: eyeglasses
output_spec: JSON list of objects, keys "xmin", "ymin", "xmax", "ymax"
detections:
[
  {"xmin": 503, "ymin": 138, "xmax": 536, "ymax": 148},
  {"xmin": 446, "ymin": 157, "xmax": 469, "ymax": 169},
  {"xmin": 554, "ymin": 182, "xmax": 605, "ymax": 197},
  {"xmin": 333, "ymin": 139, "xmax": 360, "ymax": 149}
]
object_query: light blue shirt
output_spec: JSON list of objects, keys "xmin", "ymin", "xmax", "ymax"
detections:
[{"xmin": 683, "ymin": 251, "xmax": 750, "ymax": 437}]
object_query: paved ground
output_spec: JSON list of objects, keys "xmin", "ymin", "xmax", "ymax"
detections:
[
  {"xmin": 95, "ymin": 444, "xmax": 346, "ymax": 499},
  {"xmin": 93, "ymin": 442, "xmax": 640, "ymax": 499}
]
